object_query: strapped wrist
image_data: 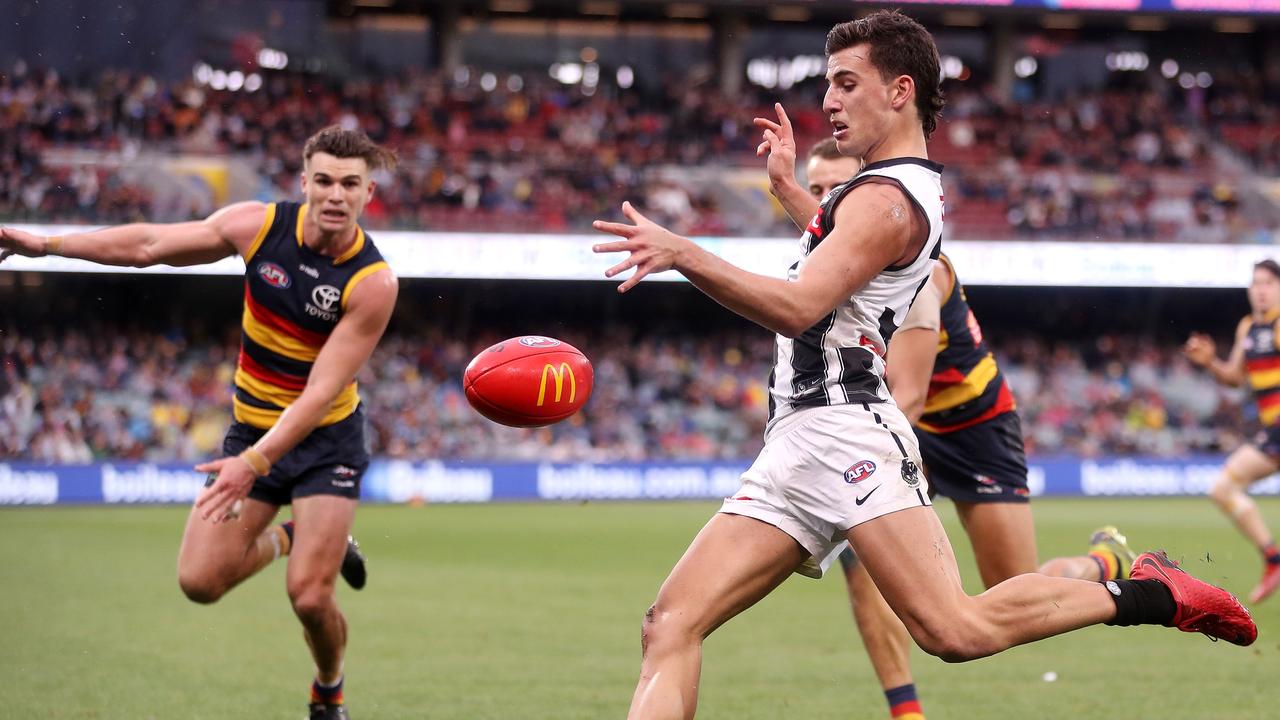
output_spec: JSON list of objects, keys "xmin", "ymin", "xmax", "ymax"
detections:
[
  {"xmin": 239, "ymin": 446, "xmax": 271, "ymax": 476},
  {"xmin": 45, "ymin": 235, "xmax": 63, "ymax": 256}
]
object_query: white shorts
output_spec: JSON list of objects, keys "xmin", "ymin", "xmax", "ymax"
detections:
[{"xmin": 720, "ymin": 403, "xmax": 931, "ymax": 579}]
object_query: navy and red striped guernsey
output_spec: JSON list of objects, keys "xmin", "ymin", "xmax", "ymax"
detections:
[
  {"xmin": 916, "ymin": 254, "xmax": 1015, "ymax": 434},
  {"xmin": 233, "ymin": 201, "xmax": 388, "ymax": 429},
  {"xmin": 1242, "ymin": 310, "xmax": 1280, "ymax": 427}
]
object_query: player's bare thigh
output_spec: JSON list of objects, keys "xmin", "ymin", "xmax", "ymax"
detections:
[
  {"xmin": 1222, "ymin": 444, "xmax": 1279, "ymax": 488},
  {"xmin": 177, "ymin": 497, "xmax": 278, "ymax": 590},
  {"xmin": 648, "ymin": 513, "xmax": 806, "ymax": 639},
  {"xmin": 847, "ymin": 506, "xmax": 969, "ymax": 648},
  {"xmin": 286, "ymin": 494, "xmax": 357, "ymax": 593}
]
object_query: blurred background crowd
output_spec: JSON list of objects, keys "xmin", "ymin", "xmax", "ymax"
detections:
[{"xmin": 0, "ymin": 323, "xmax": 1251, "ymax": 463}]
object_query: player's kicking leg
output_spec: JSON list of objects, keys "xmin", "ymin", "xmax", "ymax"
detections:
[
  {"xmin": 628, "ymin": 513, "xmax": 806, "ymax": 720},
  {"xmin": 289, "ymin": 494, "xmax": 359, "ymax": 720},
  {"xmin": 1208, "ymin": 444, "xmax": 1280, "ymax": 603},
  {"xmin": 177, "ymin": 495, "xmax": 283, "ymax": 603},
  {"xmin": 840, "ymin": 550, "xmax": 923, "ymax": 720},
  {"xmin": 849, "ymin": 505, "xmax": 1256, "ymax": 665}
]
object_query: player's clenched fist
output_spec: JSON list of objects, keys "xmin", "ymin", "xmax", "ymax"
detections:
[
  {"xmin": 0, "ymin": 227, "xmax": 54, "ymax": 263},
  {"xmin": 1183, "ymin": 332, "xmax": 1217, "ymax": 367}
]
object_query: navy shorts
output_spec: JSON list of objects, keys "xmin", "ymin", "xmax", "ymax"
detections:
[
  {"xmin": 1254, "ymin": 425, "xmax": 1280, "ymax": 459},
  {"xmin": 914, "ymin": 411, "xmax": 1030, "ymax": 504},
  {"xmin": 220, "ymin": 405, "xmax": 370, "ymax": 506}
]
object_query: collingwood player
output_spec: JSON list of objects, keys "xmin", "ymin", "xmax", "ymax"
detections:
[{"xmin": 591, "ymin": 10, "xmax": 1255, "ymax": 719}]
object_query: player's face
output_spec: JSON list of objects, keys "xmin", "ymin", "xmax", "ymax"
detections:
[
  {"xmin": 823, "ymin": 44, "xmax": 902, "ymax": 158},
  {"xmin": 301, "ymin": 152, "xmax": 376, "ymax": 235},
  {"xmin": 805, "ymin": 154, "xmax": 863, "ymax": 200},
  {"xmin": 1249, "ymin": 268, "xmax": 1280, "ymax": 313}
]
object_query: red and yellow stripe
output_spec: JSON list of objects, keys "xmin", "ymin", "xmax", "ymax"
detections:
[
  {"xmin": 924, "ymin": 354, "xmax": 999, "ymax": 414},
  {"xmin": 241, "ymin": 289, "xmax": 325, "ymax": 362},
  {"xmin": 234, "ymin": 284, "xmax": 359, "ymax": 429},
  {"xmin": 918, "ymin": 382, "xmax": 1015, "ymax": 434},
  {"xmin": 1247, "ymin": 355, "xmax": 1280, "ymax": 392},
  {"xmin": 232, "ymin": 382, "xmax": 358, "ymax": 428},
  {"xmin": 1258, "ymin": 390, "xmax": 1280, "ymax": 427}
]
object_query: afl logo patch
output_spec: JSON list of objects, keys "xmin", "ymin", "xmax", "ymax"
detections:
[
  {"xmin": 844, "ymin": 460, "xmax": 876, "ymax": 484},
  {"xmin": 518, "ymin": 336, "xmax": 561, "ymax": 348},
  {"xmin": 257, "ymin": 262, "xmax": 291, "ymax": 288}
]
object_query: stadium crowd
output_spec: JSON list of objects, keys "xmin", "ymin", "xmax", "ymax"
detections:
[
  {"xmin": 0, "ymin": 325, "xmax": 1252, "ymax": 464},
  {"xmin": 1, "ymin": 63, "xmax": 1276, "ymax": 242}
]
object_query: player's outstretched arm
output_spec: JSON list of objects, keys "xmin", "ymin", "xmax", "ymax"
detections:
[
  {"xmin": 593, "ymin": 184, "xmax": 913, "ymax": 338},
  {"xmin": 0, "ymin": 201, "xmax": 268, "ymax": 268},
  {"xmin": 195, "ymin": 266, "xmax": 398, "ymax": 522},
  {"xmin": 754, "ymin": 103, "xmax": 819, "ymax": 231},
  {"xmin": 1184, "ymin": 319, "xmax": 1247, "ymax": 387},
  {"xmin": 885, "ymin": 262, "xmax": 947, "ymax": 424}
]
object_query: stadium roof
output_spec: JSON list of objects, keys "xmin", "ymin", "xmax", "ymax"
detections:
[{"xmin": 329, "ymin": 1, "xmax": 1280, "ymax": 29}]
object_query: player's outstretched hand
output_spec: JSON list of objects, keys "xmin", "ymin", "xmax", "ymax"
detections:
[
  {"xmin": 1183, "ymin": 332, "xmax": 1216, "ymax": 367},
  {"xmin": 754, "ymin": 103, "xmax": 798, "ymax": 191},
  {"xmin": 592, "ymin": 201, "xmax": 692, "ymax": 293},
  {"xmin": 194, "ymin": 456, "xmax": 257, "ymax": 523},
  {"xmin": 0, "ymin": 227, "xmax": 51, "ymax": 264}
]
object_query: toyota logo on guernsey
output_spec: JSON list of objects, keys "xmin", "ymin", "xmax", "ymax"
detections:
[
  {"xmin": 311, "ymin": 285, "xmax": 341, "ymax": 312},
  {"xmin": 519, "ymin": 336, "xmax": 561, "ymax": 348},
  {"xmin": 844, "ymin": 460, "xmax": 876, "ymax": 484},
  {"xmin": 257, "ymin": 262, "xmax": 291, "ymax": 288}
]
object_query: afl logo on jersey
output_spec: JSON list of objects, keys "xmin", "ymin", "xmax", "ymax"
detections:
[
  {"xmin": 257, "ymin": 262, "xmax": 291, "ymax": 288},
  {"xmin": 844, "ymin": 460, "xmax": 876, "ymax": 484},
  {"xmin": 518, "ymin": 336, "xmax": 561, "ymax": 348}
]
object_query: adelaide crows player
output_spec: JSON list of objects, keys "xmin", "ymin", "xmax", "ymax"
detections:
[
  {"xmin": 1185, "ymin": 259, "xmax": 1280, "ymax": 605},
  {"xmin": 593, "ymin": 11, "xmax": 1255, "ymax": 719},
  {"xmin": 1, "ymin": 126, "xmax": 398, "ymax": 720}
]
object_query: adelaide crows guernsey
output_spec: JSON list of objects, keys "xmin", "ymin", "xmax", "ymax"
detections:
[
  {"xmin": 768, "ymin": 157, "xmax": 944, "ymax": 426},
  {"xmin": 1242, "ymin": 311, "xmax": 1280, "ymax": 427},
  {"xmin": 916, "ymin": 254, "xmax": 1016, "ymax": 434},
  {"xmin": 233, "ymin": 201, "xmax": 388, "ymax": 429}
]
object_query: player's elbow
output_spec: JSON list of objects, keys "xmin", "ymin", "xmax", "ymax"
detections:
[
  {"xmin": 776, "ymin": 303, "xmax": 829, "ymax": 339},
  {"xmin": 895, "ymin": 391, "xmax": 926, "ymax": 424}
]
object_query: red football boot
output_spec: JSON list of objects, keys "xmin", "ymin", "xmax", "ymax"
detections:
[{"xmin": 1130, "ymin": 551, "xmax": 1257, "ymax": 647}]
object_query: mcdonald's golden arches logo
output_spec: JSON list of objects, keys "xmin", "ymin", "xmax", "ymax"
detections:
[{"xmin": 537, "ymin": 363, "xmax": 577, "ymax": 406}]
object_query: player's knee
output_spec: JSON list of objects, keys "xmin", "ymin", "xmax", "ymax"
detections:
[
  {"xmin": 909, "ymin": 616, "xmax": 994, "ymax": 663},
  {"xmin": 288, "ymin": 581, "xmax": 335, "ymax": 621},
  {"xmin": 178, "ymin": 572, "xmax": 226, "ymax": 605},
  {"xmin": 1209, "ymin": 476, "xmax": 1239, "ymax": 507},
  {"xmin": 639, "ymin": 602, "xmax": 698, "ymax": 655}
]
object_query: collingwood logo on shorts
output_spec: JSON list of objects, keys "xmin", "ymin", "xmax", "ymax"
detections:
[{"xmin": 900, "ymin": 459, "xmax": 920, "ymax": 488}]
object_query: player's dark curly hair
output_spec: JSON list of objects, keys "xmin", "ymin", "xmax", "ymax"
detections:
[
  {"xmin": 303, "ymin": 126, "xmax": 398, "ymax": 172},
  {"xmin": 825, "ymin": 10, "xmax": 945, "ymax": 140},
  {"xmin": 1255, "ymin": 259, "xmax": 1280, "ymax": 280}
]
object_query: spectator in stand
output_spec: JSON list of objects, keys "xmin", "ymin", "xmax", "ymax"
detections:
[{"xmin": 0, "ymin": 325, "xmax": 1249, "ymax": 463}]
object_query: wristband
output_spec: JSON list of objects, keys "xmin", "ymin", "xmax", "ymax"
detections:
[
  {"xmin": 239, "ymin": 447, "xmax": 271, "ymax": 476},
  {"xmin": 45, "ymin": 236, "xmax": 63, "ymax": 256}
]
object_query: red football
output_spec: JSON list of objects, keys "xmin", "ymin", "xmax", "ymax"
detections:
[{"xmin": 463, "ymin": 336, "xmax": 594, "ymax": 427}]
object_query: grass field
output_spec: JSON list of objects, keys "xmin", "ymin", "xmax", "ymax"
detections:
[{"xmin": 2, "ymin": 498, "xmax": 1278, "ymax": 719}]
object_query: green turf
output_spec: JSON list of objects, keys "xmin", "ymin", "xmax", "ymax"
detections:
[{"xmin": 2, "ymin": 498, "xmax": 1277, "ymax": 719}]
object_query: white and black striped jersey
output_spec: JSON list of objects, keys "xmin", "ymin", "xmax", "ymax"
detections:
[{"xmin": 767, "ymin": 157, "xmax": 945, "ymax": 427}]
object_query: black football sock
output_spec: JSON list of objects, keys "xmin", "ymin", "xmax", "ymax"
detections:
[{"xmin": 1104, "ymin": 578, "xmax": 1177, "ymax": 626}]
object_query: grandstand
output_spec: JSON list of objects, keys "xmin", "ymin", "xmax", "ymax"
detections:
[{"xmin": 2, "ymin": 1, "xmax": 1279, "ymax": 719}]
